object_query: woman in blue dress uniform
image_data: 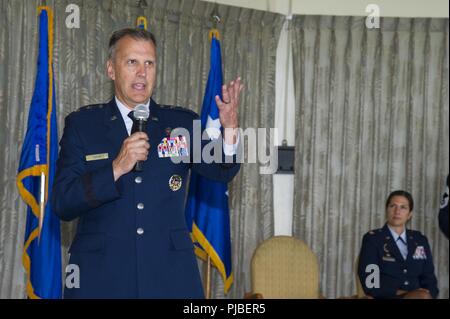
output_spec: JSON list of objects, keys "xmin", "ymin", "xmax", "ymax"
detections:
[{"xmin": 358, "ymin": 190, "xmax": 439, "ymax": 299}]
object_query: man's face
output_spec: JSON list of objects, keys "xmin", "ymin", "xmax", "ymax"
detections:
[
  {"xmin": 107, "ymin": 36, "xmax": 156, "ymax": 109},
  {"xmin": 386, "ymin": 195, "xmax": 412, "ymax": 228}
]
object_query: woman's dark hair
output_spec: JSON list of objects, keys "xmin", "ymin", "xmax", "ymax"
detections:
[{"xmin": 385, "ymin": 190, "xmax": 414, "ymax": 211}]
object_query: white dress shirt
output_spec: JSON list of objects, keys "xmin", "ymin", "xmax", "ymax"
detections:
[{"xmin": 388, "ymin": 225, "xmax": 408, "ymax": 260}]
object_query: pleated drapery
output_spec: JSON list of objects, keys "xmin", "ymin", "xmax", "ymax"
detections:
[{"xmin": 292, "ymin": 16, "xmax": 449, "ymax": 298}]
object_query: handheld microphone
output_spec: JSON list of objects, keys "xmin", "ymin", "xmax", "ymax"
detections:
[{"xmin": 131, "ymin": 104, "xmax": 150, "ymax": 172}]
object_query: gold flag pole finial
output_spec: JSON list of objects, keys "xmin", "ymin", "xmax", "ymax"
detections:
[
  {"xmin": 136, "ymin": 0, "xmax": 148, "ymax": 30},
  {"xmin": 209, "ymin": 6, "xmax": 221, "ymax": 41},
  {"xmin": 39, "ymin": 0, "xmax": 47, "ymax": 10}
]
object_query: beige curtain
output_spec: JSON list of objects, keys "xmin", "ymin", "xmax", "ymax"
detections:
[
  {"xmin": 0, "ymin": 0, "xmax": 283, "ymax": 298},
  {"xmin": 292, "ymin": 15, "xmax": 449, "ymax": 298}
]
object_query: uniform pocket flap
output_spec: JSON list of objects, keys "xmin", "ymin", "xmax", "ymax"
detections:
[
  {"xmin": 170, "ymin": 229, "xmax": 193, "ymax": 251},
  {"xmin": 69, "ymin": 232, "xmax": 105, "ymax": 253}
]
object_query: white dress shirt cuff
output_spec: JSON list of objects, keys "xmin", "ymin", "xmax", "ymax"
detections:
[{"xmin": 223, "ymin": 133, "xmax": 240, "ymax": 156}]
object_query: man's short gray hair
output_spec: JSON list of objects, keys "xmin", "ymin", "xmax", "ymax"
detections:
[{"xmin": 108, "ymin": 28, "xmax": 157, "ymax": 60}]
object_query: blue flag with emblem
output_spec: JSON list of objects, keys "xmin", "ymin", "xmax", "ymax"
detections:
[
  {"xmin": 16, "ymin": 6, "xmax": 62, "ymax": 299},
  {"xmin": 185, "ymin": 34, "xmax": 233, "ymax": 293}
]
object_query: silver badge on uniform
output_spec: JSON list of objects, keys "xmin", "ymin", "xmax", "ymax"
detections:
[{"xmin": 169, "ymin": 175, "xmax": 182, "ymax": 191}]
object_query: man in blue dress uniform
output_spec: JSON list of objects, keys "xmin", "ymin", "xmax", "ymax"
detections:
[
  {"xmin": 51, "ymin": 28, "xmax": 243, "ymax": 298},
  {"xmin": 358, "ymin": 191, "xmax": 439, "ymax": 299}
]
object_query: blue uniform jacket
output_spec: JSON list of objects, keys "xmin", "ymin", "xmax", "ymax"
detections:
[
  {"xmin": 51, "ymin": 98, "xmax": 240, "ymax": 298},
  {"xmin": 358, "ymin": 224, "xmax": 439, "ymax": 298}
]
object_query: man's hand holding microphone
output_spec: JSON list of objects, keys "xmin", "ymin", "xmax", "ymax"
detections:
[{"xmin": 112, "ymin": 105, "xmax": 150, "ymax": 181}]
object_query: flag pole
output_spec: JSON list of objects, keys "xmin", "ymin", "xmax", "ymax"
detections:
[
  {"xmin": 202, "ymin": 8, "xmax": 220, "ymax": 300},
  {"xmin": 38, "ymin": 172, "xmax": 46, "ymax": 241},
  {"xmin": 204, "ymin": 255, "xmax": 212, "ymax": 299}
]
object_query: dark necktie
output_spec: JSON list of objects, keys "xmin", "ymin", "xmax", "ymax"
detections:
[
  {"xmin": 128, "ymin": 111, "xmax": 138, "ymax": 135},
  {"xmin": 397, "ymin": 236, "xmax": 408, "ymax": 260},
  {"xmin": 127, "ymin": 111, "xmax": 145, "ymax": 172}
]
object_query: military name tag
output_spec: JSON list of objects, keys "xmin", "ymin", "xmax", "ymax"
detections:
[
  {"xmin": 382, "ymin": 256, "xmax": 396, "ymax": 262},
  {"xmin": 85, "ymin": 153, "xmax": 109, "ymax": 161},
  {"xmin": 158, "ymin": 136, "xmax": 189, "ymax": 158}
]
